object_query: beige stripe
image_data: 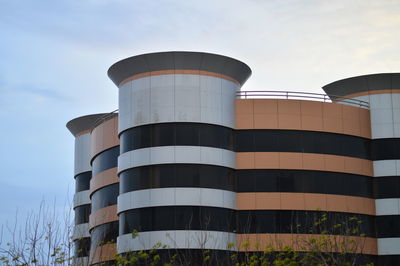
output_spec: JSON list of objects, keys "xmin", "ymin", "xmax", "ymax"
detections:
[
  {"xmin": 91, "ymin": 116, "xmax": 119, "ymax": 160},
  {"xmin": 235, "ymin": 99, "xmax": 371, "ymax": 139},
  {"xmin": 89, "ymin": 205, "xmax": 118, "ymax": 230},
  {"xmin": 90, "ymin": 168, "xmax": 119, "ymax": 195},
  {"xmin": 119, "ymin": 69, "xmax": 240, "ymax": 86},
  {"xmin": 236, "ymin": 234, "xmax": 377, "ymax": 254},
  {"xmin": 75, "ymin": 129, "xmax": 91, "ymax": 137},
  {"xmin": 236, "ymin": 152, "xmax": 373, "ymax": 176},
  {"xmin": 237, "ymin": 193, "xmax": 375, "ymax": 215},
  {"xmin": 89, "ymin": 243, "xmax": 116, "ymax": 264}
]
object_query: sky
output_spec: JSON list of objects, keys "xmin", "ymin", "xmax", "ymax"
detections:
[{"xmin": 0, "ymin": 0, "xmax": 399, "ymax": 231}]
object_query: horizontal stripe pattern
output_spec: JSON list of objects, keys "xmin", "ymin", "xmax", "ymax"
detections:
[
  {"xmin": 72, "ymin": 223, "xmax": 90, "ymax": 240},
  {"xmin": 91, "ymin": 183, "xmax": 119, "ymax": 212},
  {"xmin": 91, "ymin": 146, "xmax": 119, "ymax": 176},
  {"xmin": 73, "ymin": 190, "xmax": 90, "ymax": 208},
  {"xmin": 118, "ymin": 188, "xmax": 236, "ymax": 213},
  {"xmin": 90, "ymin": 221, "xmax": 118, "ymax": 249},
  {"xmin": 75, "ymin": 171, "xmax": 91, "ymax": 192},
  {"xmin": 74, "ymin": 204, "xmax": 90, "ymax": 225}
]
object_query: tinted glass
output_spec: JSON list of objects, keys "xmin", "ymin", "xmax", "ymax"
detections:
[
  {"xmin": 376, "ymin": 215, "xmax": 400, "ymax": 238},
  {"xmin": 75, "ymin": 171, "xmax": 92, "ymax": 192},
  {"xmin": 371, "ymin": 138, "xmax": 400, "ymax": 160},
  {"xmin": 236, "ymin": 130, "xmax": 370, "ymax": 159},
  {"xmin": 92, "ymin": 146, "xmax": 119, "ymax": 176},
  {"xmin": 236, "ymin": 169, "xmax": 373, "ymax": 198},
  {"xmin": 120, "ymin": 164, "xmax": 235, "ymax": 193},
  {"xmin": 74, "ymin": 204, "xmax": 91, "ymax": 224},
  {"xmin": 374, "ymin": 176, "xmax": 400, "ymax": 199},
  {"xmin": 74, "ymin": 237, "xmax": 90, "ymax": 257},
  {"xmin": 120, "ymin": 123, "xmax": 234, "ymax": 153},
  {"xmin": 90, "ymin": 221, "xmax": 119, "ymax": 249},
  {"xmin": 91, "ymin": 184, "xmax": 119, "ymax": 212}
]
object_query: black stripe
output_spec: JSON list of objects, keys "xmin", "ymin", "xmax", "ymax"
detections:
[
  {"xmin": 74, "ymin": 204, "xmax": 91, "ymax": 225},
  {"xmin": 371, "ymin": 138, "xmax": 400, "ymax": 160},
  {"xmin": 119, "ymin": 207, "xmax": 375, "ymax": 237},
  {"xmin": 120, "ymin": 123, "xmax": 371, "ymax": 160},
  {"xmin": 374, "ymin": 176, "xmax": 400, "ymax": 199},
  {"xmin": 375, "ymin": 215, "xmax": 400, "ymax": 238},
  {"xmin": 91, "ymin": 146, "xmax": 119, "ymax": 176},
  {"xmin": 90, "ymin": 221, "xmax": 118, "ymax": 249},
  {"xmin": 120, "ymin": 164, "xmax": 235, "ymax": 193},
  {"xmin": 75, "ymin": 171, "xmax": 92, "ymax": 193},
  {"xmin": 91, "ymin": 183, "xmax": 119, "ymax": 212},
  {"xmin": 377, "ymin": 255, "xmax": 400, "ymax": 266},
  {"xmin": 120, "ymin": 165, "xmax": 373, "ymax": 198}
]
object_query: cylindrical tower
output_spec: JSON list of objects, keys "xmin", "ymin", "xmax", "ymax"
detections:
[
  {"xmin": 67, "ymin": 114, "xmax": 106, "ymax": 265},
  {"xmin": 88, "ymin": 114, "xmax": 119, "ymax": 265},
  {"xmin": 108, "ymin": 52, "xmax": 251, "ymax": 259},
  {"xmin": 324, "ymin": 73, "xmax": 400, "ymax": 265}
]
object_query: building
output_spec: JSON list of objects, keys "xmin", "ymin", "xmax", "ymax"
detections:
[{"xmin": 66, "ymin": 51, "xmax": 400, "ymax": 265}]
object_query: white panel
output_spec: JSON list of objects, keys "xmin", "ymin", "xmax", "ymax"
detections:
[
  {"xmin": 131, "ymin": 77, "xmax": 151, "ymax": 128},
  {"xmin": 118, "ymin": 231, "xmax": 236, "ymax": 252},
  {"xmin": 370, "ymin": 108, "xmax": 393, "ymax": 124},
  {"xmin": 72, "ymin": 256, "xmax": 88, "ymax": 266},
  {"xmin": 373, "ymin": 160, "xmax": 398, "ymax": 177},
  {"xmin": 378, "ymin": 238, "xmax": 400, "ymax": 255},
  {"xmin": 375, "ymin": 199, "xmax": 400, "ymax": 216},
  {"xmin": 369, "ymin": 93, "xmax": 393, "ymax": 110},
  {"xmin": 72, "ymin": 223, "xmax": 90, "ymax": 240},
  {"xmin": 118, "ymin": 188, "xmax": 236, "ymax": 213},
  {"xmin": 371, "ymin": 123, "xmax": 395, "ymax": 139},
  {"xmin": 394, "ymin": 123, "xmax": 400, "ymax": 138},
  {"xmin": 118, "ymin": 75, "xmax": 238, "ymax": 132},
  {"xmin": 391, "ymin": 93, "xmax": 400, "ymax": 109},
  {"xmin": 73, "ymin": 190, "xmax": 90, "ymax": 208},
  {"xmin": 150, "ymin": 75, "xmax": 175, "ymax": 123},
  {"xmin": 118, "ymin": 146, "xmax": 235, "ymax": 173},
  {"xmin": 74, "ymin": 133, "xmax": 91, "ymax": 175}
]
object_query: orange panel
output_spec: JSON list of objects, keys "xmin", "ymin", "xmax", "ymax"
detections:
[
  {"xmin": 302, "ymin": 153, "xmax": 325, "ymax": 170},
  {"xmin": 278, "ymin": 114, "xmax": 302, "ymax": 129},
  {"xmin": 253, "ymin": 99, "xmax": 278, "ymax": 114},
  {"xmin": 236, "ymin": 99, "xmax": 254, "ymax": 114},
  {"xmin": 236, "ymin": 234, "xmax": 377, "ymax": 254},
  {"xmin": 323, "ymin": 155, "xmax": 345, "ymax": 173},
  {"xmin": 323, "ymin": 103, "xmax": 343, "ymax": 118},
  {"xmin": 280, "ymin": 193, "xmax": 305, "ymax": 210},
  {"xmin": 89, "ymin": 243, "xmax": 117, "ymax": 264},
  {"xmin": 304, "ymin": 193, "xmax": 327, "ymax": 210},
  {"xmin": 91, "ymin": 116, "xmax": 119, "ymax": 159},
  {"xmin": 278, "ymin": 100, "xmax": 301, "ymax": 114},
  {"xmin": 255, "ymin": 193, "xmax": 281, "ymax": 209},
  {"xmin": 89, "ymin": 205, "xmax": 118, "ymax": 230},
  {"xmin": 254, "ymin": 113, "xmax": 278, "ymax": 128},
  {"xmin": 343, "ymin": 118, "xmax": 361, "ymax": 136},
  {"xmin": 236, "ymin": 114, "xmax": 254, "ymax": 129},
  {"xmin": 254, "ymin": 153, "xmax": 279, "ymax": 169},
  {"xmin": 90, "ymin": 168, "xmax": 119, "ymax": 195},
  {"xmin": 279, "ymin": 153, "xmax": 302, "ymax": 169},
  {"xmin": 300, "ymin": 101, "xmax": 323, "ymax": 116},
  {"xmin": 237, "ymin": 153, "xmax": 255, "ymax": 169},
  {"xmin": 323, "ymin": 117, "xmax": 343, "ymax": 134},
  {"xmin": 301, "ymin": 115, "xmax": 324, "ymax": 131},
  {"xmin": 236, "ymin": 193, "xmax": 256, "ymax": 209}
]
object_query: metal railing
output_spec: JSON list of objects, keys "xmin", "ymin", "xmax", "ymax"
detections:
[
  {"xmin": 236, "ymin": 90, "xmax": 369, "ymax": 109},
  {"xmin": 90, "ymin": 109, "xmax": 119, "ymax": 132}
]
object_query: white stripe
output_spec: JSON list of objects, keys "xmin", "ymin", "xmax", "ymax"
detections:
[
  {"xmin": 118, "ymin": 146, "xmax": 235, "ymax": 173},
  {"xmin": 118, "ymin": 188, "xmax": 236, "ymax": 213},
  {"xmin": 117, "ymin": 230, "xmax": 236, "ymax": 252},
  {"xmin": 378, "ymin": 238, "xmax": 400, "ymax": 255},
  {"xmin": 73, "ymin": 190, "xmax": 90, "ymax": 208},
  {"xmin": 375, "ymin": 199, "xmax": 400, "ymax": 216},
  {"xmin": 373, "ymin": 160, "xmax": 400, "ymax": 177},
  {"xmin": 72, "ymin": 223, "xmax": 90, "ymax": 240},
  {"xmin": 74, "ymin": 133, "xmax": 91, "ymax": 176}
]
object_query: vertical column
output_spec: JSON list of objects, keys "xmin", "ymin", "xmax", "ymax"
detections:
[
  {"xmin": 108, "ymin": 52, "xmax": 251, "ymax": 260},
  {"xmin": 88, "ymin": 114, "xmax": 119, "ymax": 265},
  {"xmin": 323, "ymin": 74, "xmax": 400, "ymax": 265},
  {"xmin": 67, "ymin": 114, "xmax": 106, "ymax": 266}
]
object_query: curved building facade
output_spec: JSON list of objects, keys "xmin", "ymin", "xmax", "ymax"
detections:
[{"xmin": 67, "ymin": 52, "xmax": 399, "ymax": 265}]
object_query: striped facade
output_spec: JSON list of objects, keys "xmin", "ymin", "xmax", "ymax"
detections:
[{"xmin": 66, "ymin": 52, "xmax": 400, "ymax": 265}]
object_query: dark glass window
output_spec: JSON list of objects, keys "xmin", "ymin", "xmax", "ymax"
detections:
[
  {"xmin": 91, "ymin": 146, "xmax": 119, "ymax": 176},
  {"xmin": 371, "ymin": 138, "xmax": 400, "ymax": 160},
  {"xmin": 376, "ymin": 215, "xmax": 400, "ymax": 238},
  {"xmin": 119, "ymin": 206, "xmax": 235, "ymax": 235},
  {"xmin": 236, "ymin": 130, "xmax": 370, "ymax": 159},
  {"xmin": 374, "ymin": 176, "xmax": 400, "ymax": 199},
  {"xmin": 90, "ymin": 221, "xmax": 119, "ymax": 249},
  {"xmin": 236, "ymin": 169, "xmax": 373, "ymax": 198},
  {"xmin": 91, "ymin": 184, "xmax": 119, "ymax": 212},
  {"xmin": 120, "ymin": 164, "xmax": 235, "ymax": 193},
  {"xmin": 74, "ymin": 204, "xmax": 91, "ymax": 224},
  {"xmin": 75, "ymin": 171, "xmax": 92, "ymax": 192},
  {"xmin": 74, "ymin": 237, "xmax": 90, "ymax": 257},
  {"xmin": 120, "ymin": 123, "xmax": 234, "ymax": 153}
]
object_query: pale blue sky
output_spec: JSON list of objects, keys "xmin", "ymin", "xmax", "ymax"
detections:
[{"xmin": 0, "ymin": 0, "xmax": 399, "ymax": 227}]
